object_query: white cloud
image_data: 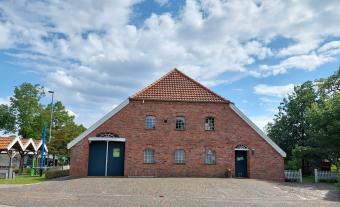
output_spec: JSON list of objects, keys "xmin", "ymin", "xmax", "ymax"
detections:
[
  {"xmin": 250, "ymin": 115, "xmax": 274, "ymax": 131},
  {"xmin": 0, "ymin": 0, "xmax": 340, "ymax": 126},
  {"xmin": 0, "ymin": 97, "xmax": 10, "ymax": 105},
  {"xmin": 254, "ymin": 84, "xmax": 295, "ymax": 97}
]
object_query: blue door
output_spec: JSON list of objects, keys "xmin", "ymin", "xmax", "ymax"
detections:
[
  {"xmin": 235, "ymin": 150, "xmax": 248, "ymax": 177},
  {"xmin": 107, "ymin": 142, "xmax": 125, "ymax": 176},
  {"xmin": 88, "ymin": 141, "xmax": 107, "ymax": 176}
]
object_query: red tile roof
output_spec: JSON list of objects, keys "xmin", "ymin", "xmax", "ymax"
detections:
[
  {"xmin": 0, "ymin": 137, "xmax": 15, "ymax": 150},
  {"xmin": 130, "ymin": 69, "xmax": 229, "ymax": 103}
]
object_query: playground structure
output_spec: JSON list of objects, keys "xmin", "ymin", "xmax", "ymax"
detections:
[{"xmin": 0, "ymin": 136, "xmax": 48, "ymax": 179}]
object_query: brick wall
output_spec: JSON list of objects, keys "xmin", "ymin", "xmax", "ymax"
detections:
[{"xmin": 70, "ymin": 100, "xmax": 284, "ymax": 181}]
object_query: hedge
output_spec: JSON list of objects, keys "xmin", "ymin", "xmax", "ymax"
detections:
[{"xmin": 45, "ymin": 169, "xmax": 69, "ymax": 179}]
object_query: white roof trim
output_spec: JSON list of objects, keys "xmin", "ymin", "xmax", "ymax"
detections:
[
  {"xmin": 88, "ymin": 137, "xmax": 126, "ymax": 142},
  {"xmin": 67, "ymin": 99, "xmax": 129, "ymax": 149},
  {"xmin": 35, "ymin": 140, "xmax": 49, "ymax": 152},
  {"xmin": 7, "ymin": 137, "xmax": 24, "ymax": 151},
  {"xmin": 23, "ymin": 138, "xmax": 37, "ymax": 152},
  {"xmin": 229, "ymin": 103, "xmax": 286, "ymax": 157}
]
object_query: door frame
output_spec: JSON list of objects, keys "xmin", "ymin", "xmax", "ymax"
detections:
[
  {"xmin": 234, "ymin": 145, "xmax": 249, "ymax": 178},
  {"xmin": 88, "ymin": 137, "xmax": 125, "ymax": 176}
]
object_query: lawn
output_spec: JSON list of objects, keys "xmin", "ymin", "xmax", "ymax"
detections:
[{"xmin": 0, "ymin": 175, "xmax": 47, "ymax": 184}]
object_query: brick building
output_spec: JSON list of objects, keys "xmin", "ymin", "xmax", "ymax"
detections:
[{"xmin": 67, "ymin": 69, "xmax": 286, "ymax": 181}]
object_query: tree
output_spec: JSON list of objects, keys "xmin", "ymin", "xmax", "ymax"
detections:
[
  {"xmin": 0, "ymin": 104, "xmax": 16, "ymax": 133},
  {"xmin": 307, "ymin": 68, "xmax": 340, "ymax": 171},
  {"xmin": 45, "ymin": 101, "xmax": 86, "ymax": 156},
  {"xmin": 10, "ymin": 83, "xmax": 45, "ymax": 138},
  {"xmin": 266, "ymin": 81, "xmax": 317, "ymax": 159}
]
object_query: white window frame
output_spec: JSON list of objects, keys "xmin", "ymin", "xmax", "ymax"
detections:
[
  {"xmin": 175, "ymin": 149, "xmax": 185, "ymax": 164},
  {"xmin": 144, "ymin": 148, "xmax": 155, "ymax": 163},
  {"xmin": 205, "ymin": 149, "xmax": 216, "ymax": 164},
  {"xmin": 145, "ymin": 115, "xmax": 156, "ymax": 129}
]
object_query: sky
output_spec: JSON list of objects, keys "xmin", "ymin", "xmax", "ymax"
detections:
[{"xmin": 0, "ymin": 0, "xmax": 340, "ymax": 131}]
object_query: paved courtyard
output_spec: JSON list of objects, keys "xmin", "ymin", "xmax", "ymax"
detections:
[{"xmin": 0, "ymin": 178, "xmax": 339, "ymax": 207}]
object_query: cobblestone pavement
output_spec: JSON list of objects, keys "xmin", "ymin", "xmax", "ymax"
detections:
[{"xmin": 0, "ymin": 178, "xmax": 339, "ymax": 207}]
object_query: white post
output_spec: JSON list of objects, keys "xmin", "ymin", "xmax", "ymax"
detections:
[
  {"xmin": 314, "ymin": 169, "xmax": 318, "ymax": 183},
  {"xmin": 299, "ymin": 169, "xmax": 302, "ymax": 183}
]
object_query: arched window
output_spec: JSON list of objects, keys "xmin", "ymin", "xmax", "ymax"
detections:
[
  {"xmin": 205, "ymin": 149, "xmax": 216, "ymax": 164},
  {"xmin": 235, "ymin": 144, "xmax": 249, "ymax": 151},
  {"xmin": 96, "ymin": 132, "xmax": 119, "ymax": 137},
  {"xmin": 145, "ymin": 115, "xmax": 156, "ymax": 129},
  {"xmin": 205, "ymin": 117, "xmax": 215, "ymax": 130},
  {"xmin": 175, "ymin": 149, "xmax": 185, "ymax": 164},
  {"xmin": 144, "ymin": 148, "xmax": 155, "ymax": 163}
]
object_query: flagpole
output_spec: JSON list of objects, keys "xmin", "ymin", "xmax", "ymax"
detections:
[{"xmin": 39, "ymin": 125, "xmax": 47, "ymax": 177}]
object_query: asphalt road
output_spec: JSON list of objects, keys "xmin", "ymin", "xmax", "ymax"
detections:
[{"xmin": 0, "ymin": 178, "xmax": 339, "ymax": 207}]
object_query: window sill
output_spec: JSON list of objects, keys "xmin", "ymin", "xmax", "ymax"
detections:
[
  {"xmin": 145, "ymin": 128, "xmax": 156, "ymax": 130},
  {"xmin": 175, "ymin": 129, "xmax": 185, "ymax": 131},
  {"xmin": 144, "ymin": 162, "xmax": 156, "ymax": 164},
  {"xmin": 174, "ymin": 163, "xmax": 186, "ymax": 165},
  {"xmin": 204, "ymin": 163, "xmax": 216, "ymax": 165},
  {"xmin": 205, "ymin": 129, "xmax": 215, "ymax": 132}
]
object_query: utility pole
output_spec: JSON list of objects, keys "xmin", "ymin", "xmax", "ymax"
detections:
[{"xmin": 48, "ymin": 90, "xmax": 54, "ymax": 143}]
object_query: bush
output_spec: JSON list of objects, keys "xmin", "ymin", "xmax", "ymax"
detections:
[{"xmin": 45, "ymin": 170, "xmax": 69, "ymax": 179}]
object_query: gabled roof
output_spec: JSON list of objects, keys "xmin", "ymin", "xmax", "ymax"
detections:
[
  {"xmin": 21, "ymin": 138, "xmax": 37, "ymax": 152},
  {"xmin": 130, "ymin": 69, "xmax": 229, "ymax": 103},
  {"xmin": 34, "ymin": 140, "xmax": 48, "ymax": 152},
  {"xmin": 0, "ymin": 136, "xmax": 24, "ymax": 151}
]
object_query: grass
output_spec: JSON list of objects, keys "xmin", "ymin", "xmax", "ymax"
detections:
[
  {"xmin": 0, "ymin": 175, "xmax": 47, "ymax": 185},
  {"xmin": 303, "ymin": 176, "xmax": 315, "ymax": 183}
]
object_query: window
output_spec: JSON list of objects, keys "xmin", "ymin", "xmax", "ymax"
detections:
[
  {"xmin": 205, "ymin": 117, "xmax": 215, "ymax": 130},
  {"xmin": 175, "ymin": 149, "xmax": 185, "ymax": 164},
  {"xmin": 205, "ymin": 149, "xmax": 216, "ymax": 164},
  {"xmin": 175, "ymin": 117, "xmax": 185, "ymax": 130},
  {"xmin": 144, "ymin": 149, "xmax": 155, "ymax": 163},
  {"xmin": 145, "ymin": 116, "xmax": 156, "ymax": 129}
]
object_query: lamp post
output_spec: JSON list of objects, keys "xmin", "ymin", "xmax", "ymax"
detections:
[{"xmin": 48, "ymin": 90, "xmax": 54, "ymax": 144}]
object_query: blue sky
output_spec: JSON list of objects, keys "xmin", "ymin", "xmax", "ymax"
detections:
[{"xmin": 1, "ymin": 0, "xmax": 340, "ymax": 130}]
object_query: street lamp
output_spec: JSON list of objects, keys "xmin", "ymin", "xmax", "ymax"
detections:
[{"xmin": 48, "ymin": 90, "xmax": 54, "ymax": 144}]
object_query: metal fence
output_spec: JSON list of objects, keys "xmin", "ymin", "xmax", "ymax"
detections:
[{"xmin": 284, "ymin": 169, "xmax": 302, "ymax": 182}]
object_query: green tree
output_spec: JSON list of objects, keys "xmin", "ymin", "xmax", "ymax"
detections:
[
  {"xmin": 10, "ymin": 83, "xmax": 45, "ymax": 138},
  {"xmin": 45, "ymin": 101, "xmax": 86, "ymax": 156},
  {"xmin": 266, "ymin": 81, "xmax": 317, "ymax": 159},
  {"xmin": 0, "ymin": 104, "xmax": 16, "ymax": 133}
]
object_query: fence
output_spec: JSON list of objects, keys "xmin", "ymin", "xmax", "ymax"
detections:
[
  {"xmin": 284, "ymin": 169, "xmax": 302, "ymax": 182},
  {"xmin": 314, "ymin": 169, "xmax": 338, "ymax": 183}
]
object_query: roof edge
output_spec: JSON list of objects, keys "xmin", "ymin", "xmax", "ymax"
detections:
[
  {"xmin": 67, "ymin": 99, "xmax": 129, "ymax": 149},
  {"xmin": 229, "ymin": 103, "xmax": 286, "ymax": 158}
]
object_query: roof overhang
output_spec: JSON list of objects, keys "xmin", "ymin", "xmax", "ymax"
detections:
[
  {"xmin": 67, "ymin": 99, "xmax": 129, "ymax": 149},
  {"xmin": 35, "ymin": 141, "xmax": 49, "ymax": 153},
  {"xmin": 229, "ymin": 103, "xmax": 286, "ymax": 158}
]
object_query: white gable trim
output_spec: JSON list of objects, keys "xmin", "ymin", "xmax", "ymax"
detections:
[
  {"xmin": 23, "ymin": 138, "xmax": 37, "ymax": 152},
  {"xmin": 67, "ymin": 99, "xmax": 129, "ymax": 149},
  {"xmin": 7, "ymin": 137, "xmax": 24, "ymax": 151},
  {"xmin": 229, "ymin": 103, "xmax": 286, "ymax": 157}
]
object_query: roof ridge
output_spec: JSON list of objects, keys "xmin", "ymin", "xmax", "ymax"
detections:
[
  {"xmin": 131, "ymin": 68, "xmax": 178, "ymax": 99},
  {"xmin": 173, "ymin": 69, "xmax": 229, "ymax": 103},
  {"xmin": 130, "ymin": 68, "xmax": 229, "ymax": 103}
]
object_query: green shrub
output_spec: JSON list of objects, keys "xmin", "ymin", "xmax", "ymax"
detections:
[{"xmin": 45, "ymin": 170, "xmax": 69, "ymax": 179}]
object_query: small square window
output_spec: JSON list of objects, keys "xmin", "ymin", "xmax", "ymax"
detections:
[
  {"xmin": 145, "ymin": 115, "xmax": 156, "ymax": 129},
  {"xmin": 205, "ymin": 117, "xmax": 215, "ymax": 130},
  {"xmin": 176, "ymin": 117, "xmax": 185, "ymax": 130}
]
